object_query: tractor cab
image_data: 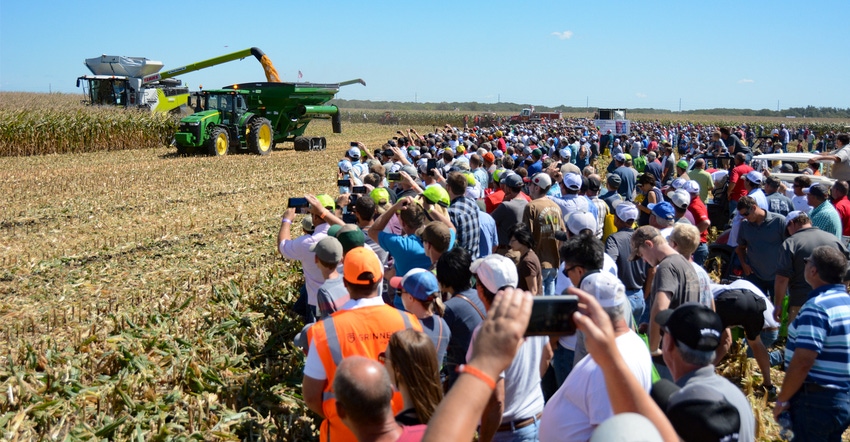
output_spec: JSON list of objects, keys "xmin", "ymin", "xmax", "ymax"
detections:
[{"xmin": 204, "ymin": 90, "xmax": 247, "ymax": 125}]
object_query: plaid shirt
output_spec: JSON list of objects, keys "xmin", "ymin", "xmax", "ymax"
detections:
[
  {"xmin": 810, "ymin": 201, "xmax": 843, "ymax": 239},
  {"xmin": 449, "ymin": 196, "xmax": 480, "ymax": 257}
]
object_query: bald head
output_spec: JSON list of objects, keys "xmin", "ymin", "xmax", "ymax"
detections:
[{"xmin": 333, "ymin": 356, "xmax": 394, "ymax": 426}]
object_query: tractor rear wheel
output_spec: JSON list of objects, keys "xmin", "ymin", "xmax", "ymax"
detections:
[
  {"xmin": 207, "ymin": 127, "xmax": 229, "ymax": 156},
  {"xmin": 248, "ymin": 118, "xmax": 273, "ymax": 155}
]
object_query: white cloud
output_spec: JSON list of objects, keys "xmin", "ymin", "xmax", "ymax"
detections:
[
  {"xmin": 636, "ymin": 92, "xmax": 647, "ymax": 98},
  {"xmin": 551, "ymin": 31, "xmax": 574, "ymax": 40},
  {"xmin": 738, "ymin": 79, "xmax": 755, "ymax": 84}
]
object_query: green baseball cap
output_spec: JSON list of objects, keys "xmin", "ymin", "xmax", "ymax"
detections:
[
  {"xmin": 421, "ymin": 185, "xmax": 450, "ymax": 207},
  {"xmin": 677, "ymin": 160, "xmax": 688, "ymax": 169},
  {"xmin": 316, "ymin": 194, "xmax": 336, "ymax": 211},
  {"xmin": 370, "ymin": 188, "xmax": 391, "ymax": 205},
  {"xmin": 492, "ymin": 168, "xmax": 507, "ymax": 183}
]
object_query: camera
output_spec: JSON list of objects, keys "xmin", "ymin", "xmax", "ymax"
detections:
[{"xmin": 525, "ymin": 295, "xmax": 579, "ymax": 336}]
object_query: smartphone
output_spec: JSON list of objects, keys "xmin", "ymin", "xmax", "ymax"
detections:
[
  {"xmin": 350, "ymin": 142, "xmax": 358, "ymax": 147},
  {"xmin": 287, "ymin": 197, "xmax": 309, "ymax": 208},
  {"xmin": 525, "ymin": 295, "xmax": 579, "ymax": 336},
  {"xmin": 338, "ymin": 179, "xmax": 351, "ymax": 187},
  {"xmin": 352, "ymin": 186, "xmax": 367, "ymax": 194},
  {"xmin": 427, "ymin": 158, "xmax": 437, "ymax": 176},
  {"xmin": 388, "ymin": 172, "xmax": 402, "ymax": 181}
]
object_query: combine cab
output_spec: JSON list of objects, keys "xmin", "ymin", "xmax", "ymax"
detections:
[{"xmin": 175, "ymin": 79, "xmax": 365, "ymax": 155}]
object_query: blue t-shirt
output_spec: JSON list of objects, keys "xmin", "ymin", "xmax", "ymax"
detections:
[
  {"xmin": 378, "ymin": 232, "xmax": 432, "ymax": 276},
  {"xmin": 613, "ymin": 166, "xmax": 636, "ymax": 202},
  {"xmin": 478, "ymin": 211, "xmax": 497, "ymax": 258}
]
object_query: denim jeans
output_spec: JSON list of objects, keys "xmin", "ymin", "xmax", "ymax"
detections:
[
  {"xmin": 790, "ymin": 387, "xmax": 850, "ymax": 442},
  {"xmin": 626, "ymin": 288, "xmax": 645, "ymax": 325},
  {"xmin": 551, "ymin": 343, "xmax": 575, "ymax": 388},
  {"xmin": 746, "ymin": 328, "xmax": 783, "ymax": 367},
  {"xmin": 492, "ymin": 418, "xmax": 540, "ymax": 442},
  {"xmin": 692, "ymin": 242, "xmax": 709, "ymax": 267},
  {"xmin": 542, "ymin": 268, "xmax": 558, "ymax": 297}
]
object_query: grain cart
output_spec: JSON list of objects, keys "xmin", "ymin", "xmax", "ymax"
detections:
[
  {"xmin": 76, "ymin": 47, "xmax": 281, "ymax": 113},
  {"xmin": 174, "ymin": 79, "xmax": 366, "ymax": 155}
]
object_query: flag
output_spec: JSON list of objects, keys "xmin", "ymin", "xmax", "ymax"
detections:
[{"xmin": 298, "ymin": 70, "xmax": 303, "ymax": 79}]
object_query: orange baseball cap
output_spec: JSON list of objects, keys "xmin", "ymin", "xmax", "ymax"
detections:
[{"xmin": 343, "ymin": 246, "xmax": 383, "ymax": 285}]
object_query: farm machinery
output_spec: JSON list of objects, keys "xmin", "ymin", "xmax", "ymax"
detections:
[
  {"xmin": 174, "ymin": 79, "xmax": 366, "ymax": 155},
  {"xmin": 76, "ymin": 47, "xmax": 281, "ymax": 113}
]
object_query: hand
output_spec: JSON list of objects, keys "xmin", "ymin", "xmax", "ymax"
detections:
[
  {"xmin": 772, "ymin": 400, "xmax": 790, "ymax": 421},
  {"xmin": 742, "ymin": 263, "xmax": 753, "ymax": 276},
  {"xmin": 400, "ymin": 170, "xmax": 416, "ymax": 187},
  {"xmin": 467, "ymin": 287, "xmax": 533, "ymax": 379},
  {"xmin": 391, "ymin": 146, "xmax": 404, "ymax": 161},
  {"xmin": 431, "ymin": 167, "xmax": 444, "ymax": 181},
  {"xmin": 337, "ymin": 193, "xmax": 351, "ymax": 208},
  {"xmin": 773, "ymin": 301, "xmax": 783, "ymax": 323},
  {"xmin": 304, "ymin": 194, "xmax": 325, "ymax": 217},
  {"xmin": 568, "ymin": 287, "xmax": 618, "ymax": 366},
  {"xmin": 283, "ymin": 207, "xmax": 297, "ymax": 222}
]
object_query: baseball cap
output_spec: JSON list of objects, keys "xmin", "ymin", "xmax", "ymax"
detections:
[
  {"xmin": 338, "ymin": 159, "xmax": 353, "ymax": 173},
  {"xmin": 805, "ymin": 183, "xmax": 828, "ymax": 199},
  {"xmin": 683, "ymin": 180, "xmax": 700, "ymax": 195},
  {"xmin": 587, "ymin": 175, "xmax": 602, "ymax": 192},
  {"xmin": 530, "ymin": 173, "xmax": 552, "ymax": 190},
  {"xmin": 615, "ymin": 201, "xmax": 639, "ymax": 222},
  {"xmin": 590, "ymin": 413, "xmax": 662, "ymax": 442},
  {"xmin": 501, "ymin": 173, "xmax": 524, "ymax": 189},
  {"xmin": 336, "ymin": 224, "xmax": 366, "ymax": 254},
  {"xmin": 579, "ymin": 271, "xmax": 626, "ymax": 308},
  {"xmin": 343, "ymin": 246, "xmax": 383, "ymax": 285},
  {"xmin": 614, "ymin": 153, "xmax": 626, "ymax": 162},
  {"xmin": 532, "ymin": 148, "xmax": 542, "ymax": 157},
  {"xmin": 744, "ymin": 170, "xmax": 764, "ymax": 185},
  {"xmin": 421, "ymin": 185, "xmax": 450, "ymax": 207},
  {"xmin": 607, "ymin": 174, "xmax": 622, "ymax": 187},
  {"xmin": 666, "ymin": 189, "xmax": 691, "ymax": 210},
  {"xmin": 483, "ymin": 152, "xmax": 495, "ymax": 163},
  {"xmin": 563, "ymin": 173, "xmax": 582, "ymax": 191},
  {"xmin": 648, "ymin": 201, "xmax": 675, "ymax": 221},
  {"xmin": 400, "ymin": 165, "xmax": 418, "ymax": 178},
  {"xmin": 419, "ymin": 221, "xmax": 452, "ymax": 252},
  {"xmin": 492, "ymin": 168, "xmax": 507, "ymax": 183},
  {"xmin": 370, "ymin": 188, "xmax": 391, "ymax": 206},
  {"xmin": 310, "ymin": 236, "xmax": 343, "ymax": 263},
  {"xmin": 390, "ymin": 268, "xmax": 440, "ymax": 301},
  {"xmin": 564, "ymin": 211, "xmax": 598, "ymax": 235},
  {"xmin": 785, "ymin": 210, "xmax": 803, "ymax": 226},
  {"xmin": 327, "ymin": 224, "xmax": 343, "ymax": 238},
  {"xmin": 301, "ymin": 216, "xmax": 315, "ymax": 233},
  {"xmin": 655, "ymin": 303, "xmax": 723, "ymax": 351},
  {"xmin": 316, "ymin": 194, "xmax": 336, "ymax": 211},
  {"xmin": 676, "ymin": 159, "xmax": 688, "ymax": 169},
  {"xmin": 347, "ymin": 146, "xmax": 361, "ymax": 159},
  {"xmin": 670, "ymin": 177, "xmax": 687, "ymax": 190},
  {"xmin": 666, "ymin": 383, "xmax": 742, "ymax": 442},
  {"xmin": 559, "ymin": 148, "xmax": 570, "ymax": 159},
  {"xmin": 470, "ymin": 254, "xmax": 519, "ymax": 293},
  {"xmin": 560, "ymin": 163, "xmax": 581, "ymax": 176}
]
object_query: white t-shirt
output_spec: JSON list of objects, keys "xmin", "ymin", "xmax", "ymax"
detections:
[
  {"xmin": 539, "ymin": 331, "xmax": 653, "ymax": 441},
  {"xmin": 467, "ymin": 330, "xmax": 548, "ymax": 422}
]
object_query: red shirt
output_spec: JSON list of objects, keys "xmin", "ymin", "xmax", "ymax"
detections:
[
  {"xmin": 834, "ymin": 197, "xmax": 850, "ymax": 236},
  {"xmin": 395, "ymin": 425, "xmax": 426, "ymax": 441},
  {"xmin": 728, "ymin": 164, "xmax": 753, "ymax": 202},
  {"xmin": 687, "ymin": 195, "xmax": 711, "ymax": 243},
  {"xmin": 484, "ymin": 189, "xmax": 531, "ymax": 213}
]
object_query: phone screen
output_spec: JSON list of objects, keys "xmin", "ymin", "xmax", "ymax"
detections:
[
  {"xmin": 287, "ymin": 197, "xmax": 309, "ymax": 208},
  {"xmin": 388, "ymin": 172, "xmax": 402, "ymax": 181},
  {"xmin": 524, "ymin": 295, "xmax": 579, "ymax": 336},
  {"xmin": 338, "ymin": 179, "xmax": 351, "ymax": 187},
  {"xmin": 352, "ymin": 186, "xmax": 367, "ymax": 194}
]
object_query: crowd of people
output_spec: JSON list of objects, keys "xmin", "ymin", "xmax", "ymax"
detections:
[{"xmin": 277, "ymin": 118, "xmax": 850, "ymax": 442}]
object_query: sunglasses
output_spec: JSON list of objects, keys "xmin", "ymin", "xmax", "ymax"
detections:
[
  {"xmin": 562, "ymin": 264, "xmax": 582, "ymax": 278},
  {"xmin": 739, "ymin": 209, "xmax": 751, "ymax": 217}
]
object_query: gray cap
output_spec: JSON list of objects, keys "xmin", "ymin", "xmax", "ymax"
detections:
[
  {"xmin": 607, "ymin": 174, "xmax": 622, "ymax": 187},
  {"xmin": 310, "ymin": 236, "xmax": 344, "ymax": 263},
  {"xmin": 501, "ymin": 173, "xmax": 524, "ymax": 189}
]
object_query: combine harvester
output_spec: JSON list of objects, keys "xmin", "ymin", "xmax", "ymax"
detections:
[{"xmin": 76, "ymin": 47, "xmax": 281, "ymax": 113}]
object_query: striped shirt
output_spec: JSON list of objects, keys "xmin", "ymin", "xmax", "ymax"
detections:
[
  {"xmin": 810, "ymin": 200, "xmax": 843, "ymax": 239},
  {"xmin": 785, "ymin": 284, "xmax": 850, "ymax": 389}
]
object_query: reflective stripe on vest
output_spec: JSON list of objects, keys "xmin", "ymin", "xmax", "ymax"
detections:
[{"xmin": 323, "ymin": 316, "xmax": 343, "ymax": 366}]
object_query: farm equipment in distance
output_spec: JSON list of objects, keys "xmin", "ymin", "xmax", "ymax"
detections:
[
  {"xmin": 76, "ymin": 47, "xmax": 281, "ymax": 113},
  {"xmin": 378, "ymin": 111, "xmax": 400, "ymax": 125},
  {"xmin": 174, "ymin": 79, "xmax": 366, "ymax": 155},
  {"xmin": 509, "ymin": 106, "xmax": 562, "ymax": 124}
]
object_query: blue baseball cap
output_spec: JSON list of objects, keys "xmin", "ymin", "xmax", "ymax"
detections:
[
  {"xmin": 648, "ymin": 201, "xmax": 675, "ymax": 221},
  {"xmin": 390, "ymin": 268, "xmax": 440, "ymax": 301}
]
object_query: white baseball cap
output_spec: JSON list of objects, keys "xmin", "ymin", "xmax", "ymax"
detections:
[
  {"xmin": 580, "ymin": 271, "xmax": 626, "ymax": 308},
  {"xmin": 683, "ymin": 180, "xmax": 700, "ymax": 195},
  {"xmin": 470, "ymin": 254, "xmax": 519, "ymax": 293},
  {"xmin": 615, "ymin": 201, "xmax": 639, "ymax": 222},
  {"xmin": 565, "ymin": 211, "xmax": 597, "ymax": 235},
  {"xmin": 667, "ymin": 189, "xmax": 691, "ymax": 210}
]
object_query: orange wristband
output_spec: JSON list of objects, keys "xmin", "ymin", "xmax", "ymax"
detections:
[
  {"xmin": 320, "ymin": 210, "xmax": 329, "ymax": 220},
  {"xmin": 456, "ymin": 364, "xmax": 496, "ymax": 390}
]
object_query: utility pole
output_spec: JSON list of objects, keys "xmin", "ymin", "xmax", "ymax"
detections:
[
  {"xmin": 498, "ymin": 94, "xmax": 500, "ymax": 103},
  {"xmin": 679, "ymin": 98, "xmax": 682, "ymax": 113},
  {"xmin": 777, "ymin": 100, "xmax": 780, "ymax": 112},
  {"xmin": 586, "ymin": 96, "xmax": 589, "ymax": 111}
]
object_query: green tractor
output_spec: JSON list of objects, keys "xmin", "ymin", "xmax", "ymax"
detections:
[{"xmin": 174, "ymin": 79, "xmax": 365, "ymax": 156}]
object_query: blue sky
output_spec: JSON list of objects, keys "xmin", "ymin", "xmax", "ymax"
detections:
[{"xmin": 2, "ymin": 0, "xmax": 847, "ymax": 111}]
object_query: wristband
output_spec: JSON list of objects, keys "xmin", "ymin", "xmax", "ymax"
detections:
[
  {"xmin": 776, "ymin": 400, "xmax": 790, "ymax": 408},
  {"xmin": 456, "ymin": 364, "xmax": 496, "ymax": 390},
  {"xmin": 281, "ymin": 218, "xmax": 292, "ymax": 224},
  {"xmin": 320, "ymin": 210, "xmax": 329, "ymax": 220}
]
